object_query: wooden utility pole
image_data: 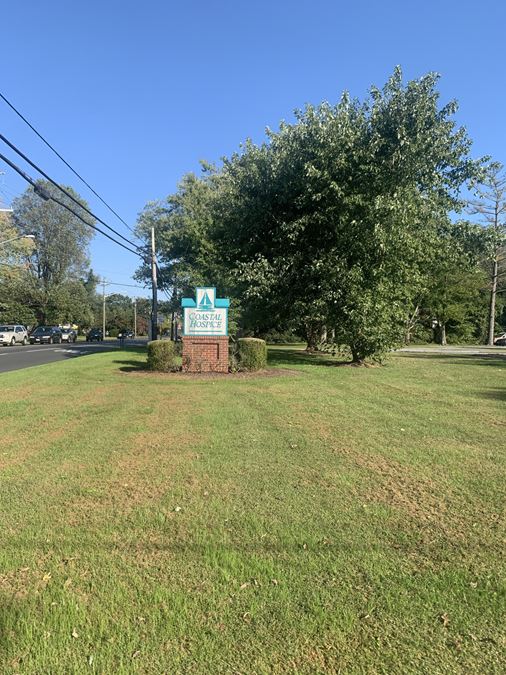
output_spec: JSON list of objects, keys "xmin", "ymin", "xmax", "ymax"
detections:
[
  {"xmin": 102, "ymin": 279, "xmax": 107, "ymax": 338},
  {"xmin": 151, "ymin": 227, "xmax": 158, "ymax": 340}
]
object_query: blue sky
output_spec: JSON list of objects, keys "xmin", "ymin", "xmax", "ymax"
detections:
[{"xmin": 1, "ymin": 0, "xmax": 505, "ymax": 298}]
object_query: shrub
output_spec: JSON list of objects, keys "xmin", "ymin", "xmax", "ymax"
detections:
[
  {"xmin": 147, "ymin": 340, "xmax": 178, "ymax": 372},
  {"xmin": 237, "ymin": 338, "xmax": 267, "ymax": 371}
]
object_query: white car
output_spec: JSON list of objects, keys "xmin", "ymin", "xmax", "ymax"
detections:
[
  {"xmin": 0, "ymin": 324, "xmax": 29, "ymax": 346},
  {"xmin": 61, "ymin": 328, "xmax": 77, "ymax": 343}
]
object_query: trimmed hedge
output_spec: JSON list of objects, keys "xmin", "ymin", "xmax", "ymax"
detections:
[
  {"xmin": 237, "ymin": 337, "xmax": 267, "ymax": 371},
  {"xmin": 147, "ymin": 340, "xmax": 178, "ymax": 372}
]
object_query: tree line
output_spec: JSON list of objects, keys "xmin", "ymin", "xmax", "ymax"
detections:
[
  {"xmin": 135, "ymin": 68, "xmax": 505, "ymax": 361},
  {"xmin": 0, "ymin": 182, "xmax": 156, "ymax": 333}
]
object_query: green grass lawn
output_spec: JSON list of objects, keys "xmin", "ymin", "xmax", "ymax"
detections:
[{"xmin": 0, "ymin": 347, "xmax": 505, "ymax": 673}]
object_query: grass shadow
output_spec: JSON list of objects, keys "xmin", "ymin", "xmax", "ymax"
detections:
[
  {"xmin": 475, "ymin": 387, "xmax": 506, "ymax": 402},
  {"xmin": 396, "ymin": 353, "xmax": 506, "ymax": 367},
  {"xmin": 113, "ymin": 359, "xmax": 148, "ymax": 373},
  {"xmin": 268, "ymin": 347, "xmax": 351, "ymax": 368}
]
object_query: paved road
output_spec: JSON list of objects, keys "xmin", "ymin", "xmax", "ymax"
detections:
[
  {"xmin": 398, "ymin": 345, "xmax": 506, "ymax": 357},
  {"xmin": 0, "ymin": 340, "xmax": 144, "ymax": 374}
]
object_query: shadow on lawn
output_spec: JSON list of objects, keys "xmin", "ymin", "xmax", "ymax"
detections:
[
  {"xmin": 475, "ymin": 387, "xmax": 506, "ymax": 402},
  {"xmin": 113, "ymin": 359, "xmax": 148, "ymax": 373},
  {"xmin": 396, "ymin": 352, "xmax": 506, "ymax": 367},
  {"xmin": 268, "ymin": 348, "xmax": 350, "ymax": 368},
  {"xmin": 270, "ymin": 347, "xmax": 506, "ymax": 369}
]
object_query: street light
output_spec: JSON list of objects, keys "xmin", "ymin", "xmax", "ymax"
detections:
[{"xmin": 0, "ymin": 234, "xmax": 35, "ymax": 247}]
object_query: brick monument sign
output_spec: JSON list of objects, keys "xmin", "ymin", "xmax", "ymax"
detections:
[{"xmin": 181, "ymin": 287, "xmax": 229, "ymax": 373}]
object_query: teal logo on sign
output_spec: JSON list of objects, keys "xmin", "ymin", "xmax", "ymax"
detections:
[
  {"xmin": 198, "ymin": 290, "xmax": 213, "ymax": 312},
  {"xmin": 181, "ymin": 287, "xmax": 230, "ymax": 336}
]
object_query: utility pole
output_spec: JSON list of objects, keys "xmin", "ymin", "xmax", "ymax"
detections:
[
  {"xmin": 151, "ymin": 227, "xmax": 158, "ymax": 340},
  {"xmin": 0, "ymin": 171, "xmax": 13, "ymax": 212},
  {"xmin": 488, "ymin": 256, "xmax": 499, "ymax": 346},
  {"xmin": 102, "ymin": 278, "xmax": 107, "ymax": 338},
  {"xmin": 171, "ymin": 274, "xmax": 177, "ymax": 341},
  {"xmin": 133, "ymin": 298, "xmax": 137, "ymax": 338}
]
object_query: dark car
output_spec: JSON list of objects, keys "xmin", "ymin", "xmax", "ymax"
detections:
[
  {"xmin": 494, "ymin": 334, "xmax": 506, "ymax": 346},
  {"xmin": 29, "ymin": 326, "xmax": 63, "ymax": 344},
  {"xmin": 86, "ymin": 328, "xmax": 103, "ymax": 342},
  {"xmin": 117, "ymin": 329, "xmax": 134, "ymax": 340}
]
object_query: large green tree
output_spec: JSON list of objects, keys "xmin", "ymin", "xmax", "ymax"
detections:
[
  {"xmin": 11, "ymin": 181, "xmax": 95, "ymax": 324},
  {"xmin": 212, "ymin": 69, "xmax": 480, "ymax": 359},
  {"xmin": 136, "ymin": 69, "xmax": 482, "ymax": 360}
]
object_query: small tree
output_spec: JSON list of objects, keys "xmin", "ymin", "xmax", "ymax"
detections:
[
  {"xmin": 468, "ymin": 164, "xmax": 506, "ymax": 344},
  {"xmin": 12, "ymin": 181, "xmax": 94, "ymax": 324}
]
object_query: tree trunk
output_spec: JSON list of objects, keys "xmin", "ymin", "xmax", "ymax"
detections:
[
  {"xmin": 433, "ymin": 319, "xmax": 447, "ymax": 345},
  {"xmin": 405, "ymin": 305, "xmax": 419, "ymax": 344},
  {"xmin": 320, "ymin": 325, "xmax": 327, "ymax": 343},
  {"xmin": 170, "ymin": 310, "xmax": 175, "ymax": 340},
  {"xmin": 440, "ymin": 323, "xmax": 447, "ymax": 346},
  {"xmin": 305, "ymin": 322, "xmax": 321, "ymax": 351},
  {"xmin": 350, "ymin": 345, "xmax": 364, "ymax": 364},
  {"xmin": 487, "ymin": 258, "xmax": 498, "ymax": 345}
]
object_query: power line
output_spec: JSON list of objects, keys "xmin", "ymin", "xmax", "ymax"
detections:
[
  {"xmin": 103, "ymin": 280, "xmax": 149, "ymax": 290},
  {"xmin": 0, "ymin": 133, "xmax": 140, "ymax": 250},
  {"xmin": 50, "ymin": 193, "xmax": 143, "ymax": 259},
  {"xmin": 0, "ymin": 151, "xmax": 142, "ymax": 257},
  {"xmin": 0, "ymin": 90, "xmax": 137, "ymax": 237}
]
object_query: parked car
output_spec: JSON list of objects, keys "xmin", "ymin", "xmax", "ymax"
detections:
[
  {"xmin": 0, "ymin": 324, "xmax": 29, "ymax": 346},
  {"xmin": 61, "ymin": 328, "xmax": 77, "ymax": 343},
  {"xmin": 494, "ymin": 333, "xmax": 506, "ymax": 346},
  {"xmin": 29, "ymin": 326, "xmax": 63, "ymax": 344},
  {"xmin": 86, "ymin": 328, "xmax": 103, "ymax": 342}
]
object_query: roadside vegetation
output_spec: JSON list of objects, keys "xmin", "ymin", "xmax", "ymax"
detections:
[
  {"xmin": 136, "ymin": 69, "xmax": 506, "ymax": 357},
  {"xmin": 0, "ymin": 347, "xmax": 504, "ymax": 673}
]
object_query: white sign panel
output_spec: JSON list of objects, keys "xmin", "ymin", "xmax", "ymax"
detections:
[{"xmin": 183, "ymin": 307, "xmax": 228, "ymax": 336}]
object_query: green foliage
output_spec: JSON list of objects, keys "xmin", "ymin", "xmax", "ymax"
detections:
[
  {"xmin": 420, "ymin": 221, "xmax": 489, "ymax": 344},
  {"xmin": 146, "ymin": 339, "xmax": 179, "ymax": 372},
  {"xmin": 0, "ymin": 299, "xmax": 37, "ymax": 327},
  {"xmin": 137, "ymin": 69, "xmax": 483, "ymax": 359},
  {"xmin": 261, "ymin": 328, "xmax": 303, "ymax": 343},
  {"xmin": 237, "ymin": 337, "xmax": 267, "ymax": 370},
  {"xmin": 8, "ymin": 182, "xmax": 96, "ymax": 325},
  {"xmin": 468, "ymin": 163, "xmax": 506, "ymax": 342},
  {"xmin": 13, "ymin": 181, "xmax": 93, "ymax": 287},
  {"xmin": 213, "ymin": 69, "xmax": 480, "ymax": 358},
  {"xmin": 135, "ymin": 168, "xmax": 228, "ymax": 304}
]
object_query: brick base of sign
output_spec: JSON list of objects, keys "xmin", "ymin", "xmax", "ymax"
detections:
[{"xmin": 182, "ymin": 336, "xmax": 229, "ymax": 373}]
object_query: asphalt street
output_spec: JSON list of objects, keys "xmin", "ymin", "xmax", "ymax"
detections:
[
  {"xmin": 2, "ymin": 341, "xmax": 504, "ymax": 375},
  {"xmin": 0, "ymin": 341, "xmax": 142, "ymax": 374},
  {"xmin": 398, "ymin": 345, "xmax": 506, "ymax": 357}
]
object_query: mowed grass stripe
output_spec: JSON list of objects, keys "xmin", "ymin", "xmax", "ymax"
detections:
[{"xmin": 0, "ymin": 347, "xmax": 505, "ymax": 673}]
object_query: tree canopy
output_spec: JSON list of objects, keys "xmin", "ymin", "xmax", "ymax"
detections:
[
  {"xmin": 3, "ymin": 181, "xmax": 96, "ymax": 326},
  {"xmin": 136, "ymin": 69, "xmax": 489, "ymax": 359}
]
